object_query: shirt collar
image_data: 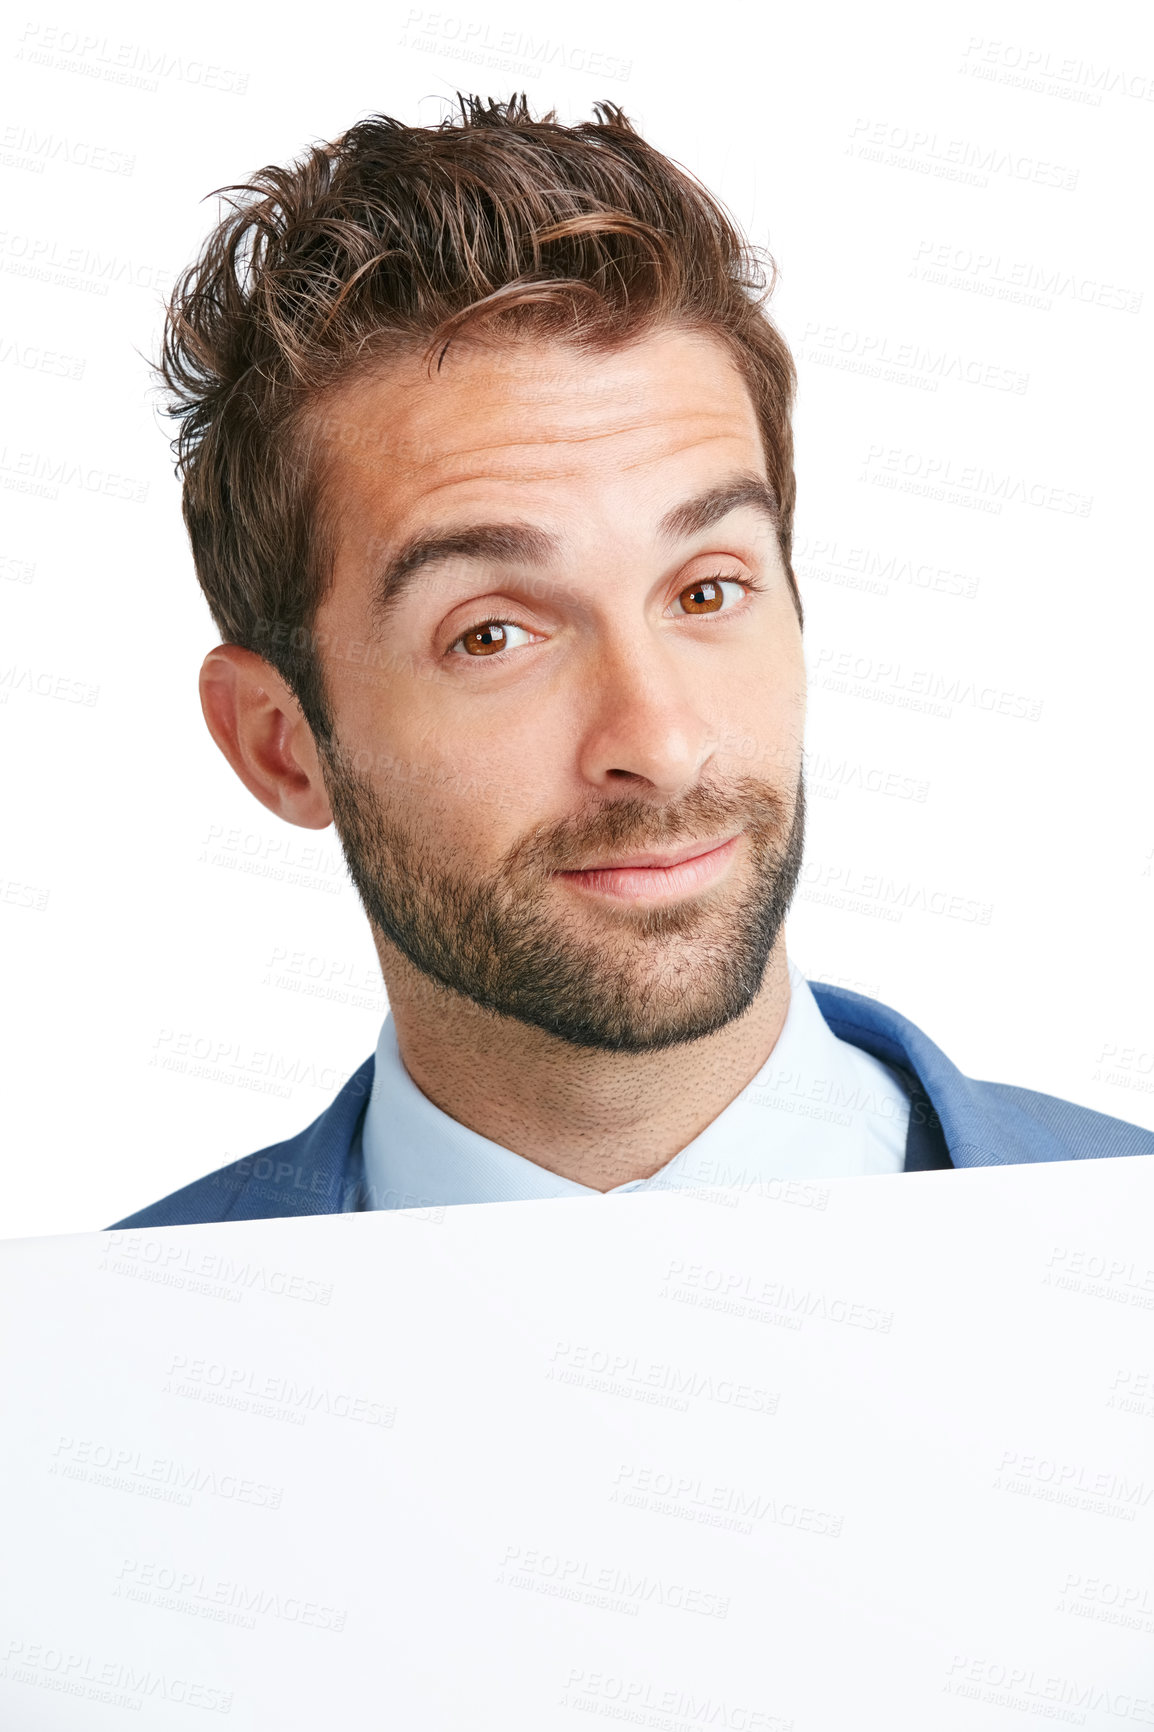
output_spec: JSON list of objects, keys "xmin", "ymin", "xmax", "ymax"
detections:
[{"xmin": 360, "ymin": 960, "xmax": 910, "ymax": 1211}]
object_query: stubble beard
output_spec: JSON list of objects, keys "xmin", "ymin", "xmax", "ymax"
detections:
[{"xmin": 321, "ymin": 747, "xmax": 807, "ymax": 1054}]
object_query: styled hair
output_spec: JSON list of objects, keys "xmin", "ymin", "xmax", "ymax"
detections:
[{"xmin": 159, "ymin": 95, "xmax": 801, "ymax": 746}]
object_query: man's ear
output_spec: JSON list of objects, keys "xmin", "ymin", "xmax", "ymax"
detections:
[{"xmin": 198, "ymin": 644, "xmax": 333, "ymax": 830}]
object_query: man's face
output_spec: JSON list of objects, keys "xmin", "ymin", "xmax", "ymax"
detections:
[{"xmin": 308, "ymin": 326, "xmax": 807, "ymax": 1051}]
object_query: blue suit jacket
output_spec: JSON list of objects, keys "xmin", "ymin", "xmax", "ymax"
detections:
[{"xmin": 112, "ymin": 981, "xmax": 1154, "ymax": 1229}]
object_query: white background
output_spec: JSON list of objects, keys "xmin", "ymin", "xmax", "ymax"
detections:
[{"xmin": 1, "ymin": 0, "xmax": 1151, "ymax": 1237}]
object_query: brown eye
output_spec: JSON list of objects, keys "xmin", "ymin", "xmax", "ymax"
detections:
[
  {"xmin": 459, "ymin": 623, "xmax": 508, "ymax": 656},
  {"xmin": 678, "ymin": 579, "xmax": 725, "ymax": 614},
  {"xmin": 448, "ymin": 620, "xmax": 536, "ymax": 658}
]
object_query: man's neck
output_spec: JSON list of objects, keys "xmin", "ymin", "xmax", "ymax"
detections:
[{"xmin": 376, "ymin": 942, "xmax": 793, "ymax": 1192}]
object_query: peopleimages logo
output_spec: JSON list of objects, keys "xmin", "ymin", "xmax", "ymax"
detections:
[
  {"xmin": 797, "ymin": 320, "xmax": 1029, "ymax": 395},
  {"xmin": 660, "ymin": 1258, "xmax": 894, "ymax": 1335},
  {"xmin": 0, "ymin": 444, "xmax": 148, "ymax": 503},
  {"xmin": 2, "ymin": 1638, "xmax": 233, "ymax": 1716},
  {"xmin": 611, "ymin": 1463, "xmax": 845, "ymax": 1540},
  {"xmin": 497, "ymin": 1545, "xmax": 731, "ymax": 1620},
  {"xmin": 164, "ymin": 1353, "xmax": 396, "ymax": 1429},
  {"xmin": 548, "ymin": 1340, "xmax": 781, "ymax": 1417},
  {"xmin": 847, "ymin": 117, "xmax": 1079, "ymax": 190},
  {"xmin": 397, "ymin": 8, "xmax": 631, "ymax": 80},
  {"xmin": 808, "ymin": 648, "xmax": 1044, "ymax": 724},
  {"xmin": 944, "ymin": 1652, "xmax": 1154, "ymax": 1723},
  {"xmin": 0, "ymin": 229, "xmax": 170, "ymax": 297},
  {"xmin": 993, "ymin": 1449, "xmax": 1152, "ymax": 1524},
  {"xmin": 1057, "ymin": 1571, "xmax": 1154, "ymax": 1637},
  {"xmin": 792, "ymin": 535, "xmax": 979, "ymax": 601},
  {"xmin": 859, "ymin": 444, "xmax": 1092, "ymax": 516},
  {"xmin": 48, "ymin": 1435, "xmax": 285, "ymax": 1512},
  {"xmin": 113, "ymin": 1557, "xmax": 349, "ymax": 1633},
  {"xmin": 959, "ymin": 36, "xmax": 1154, "ymax": 105},
  {"xmin": 912, "ymin": 239, "xmax": 1142, "ymax": 315},
  {"xmin": 15, "ymin": 23, "xmax": 249, "ymax": 95},
  {"xmin": 0, "ymin": 122, "xmax": 135, "ymax": 175},
  {"xmin": 0, "ymin": 664, "xmax": 99, "ymax": 705},
  {"xmin": 559, "ymin": 1669, "xmax": 793, "ymax": 1731},
  {"xmin": 100, "ymin": 1232, "xmax": 335, "ymax": 1306}
]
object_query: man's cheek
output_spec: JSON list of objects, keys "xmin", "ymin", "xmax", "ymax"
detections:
[
  {"xmin": 374, "ymin": 724, "xmax": 561, "ymax": 848},
  {"xmin": 709, "ymin": 725, "xmax": 791, "ymax": 775},
  {"xmin": 704, "ymin": 680, "xmax": 804, "ymax": 780}
]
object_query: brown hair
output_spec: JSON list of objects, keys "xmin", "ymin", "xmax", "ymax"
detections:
[{"xmin": 160, "ymin": 95, "xmax": 801, "ymax": 747}]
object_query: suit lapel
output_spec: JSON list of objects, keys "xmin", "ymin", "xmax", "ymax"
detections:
[
  {"xmin": 222, "ymin": 1057, "xmax": 376, "ymax": 1220},
  {"xmin": 810, "ymin": 981, "xmax": 956, "ymax": 1171}
]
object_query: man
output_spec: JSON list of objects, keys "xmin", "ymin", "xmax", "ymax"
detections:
[{"xmin": 116, "ymin": 96, "xmax": 1153, "ymax": 1231}]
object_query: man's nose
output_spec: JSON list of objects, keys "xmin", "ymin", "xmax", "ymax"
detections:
[{"xmin": 574, "ymin": 632, "xmax": 714, "ymax": 796}]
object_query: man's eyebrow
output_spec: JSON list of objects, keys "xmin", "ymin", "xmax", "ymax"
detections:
[
  {"xmin": 368, "ymin": 476, "xmax": 779, "ymax": 621},
  {"xmin": 369, "ymin": 523, "xmax": 559, "ymax": 621},
  {"xmin": 658, "ymin": 475, "xmax": 781, "ymax": 543}
]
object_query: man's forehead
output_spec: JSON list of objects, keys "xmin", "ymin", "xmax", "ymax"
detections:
[{"xmin": 319, "ymin": 327, "xmax": 767, "ymax": 544}]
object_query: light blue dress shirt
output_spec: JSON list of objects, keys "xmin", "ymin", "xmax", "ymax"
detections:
[{"xmin": 360, "ymin": 961, "xmax": 911, "ymax": 1211}]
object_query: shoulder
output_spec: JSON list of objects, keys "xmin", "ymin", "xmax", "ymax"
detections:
[
  {"xmin": 808, "ymin": 979, "xmax": 1154, "ymax": 1165},
  {"xmin": 973, "ymin": 1078, "xmax": 1154, "ymax": 1162},
  {"xmin": 107, "ymin": 1057, "xmax": 375, "ymax": 1229}
]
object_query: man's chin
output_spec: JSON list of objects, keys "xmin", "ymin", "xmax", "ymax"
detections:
[
  {"xmin": 496, "ymin": 971, "xmax": 767, "ymax": 1055},
  {"xmin": 469, "ymin": 914, "xmax": 774, "ymax": 1052}
]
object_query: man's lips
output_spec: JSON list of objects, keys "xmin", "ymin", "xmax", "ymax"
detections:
[{"xmin": 553, "ymin": 833, "xmax": 743, "ymax": 904}]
